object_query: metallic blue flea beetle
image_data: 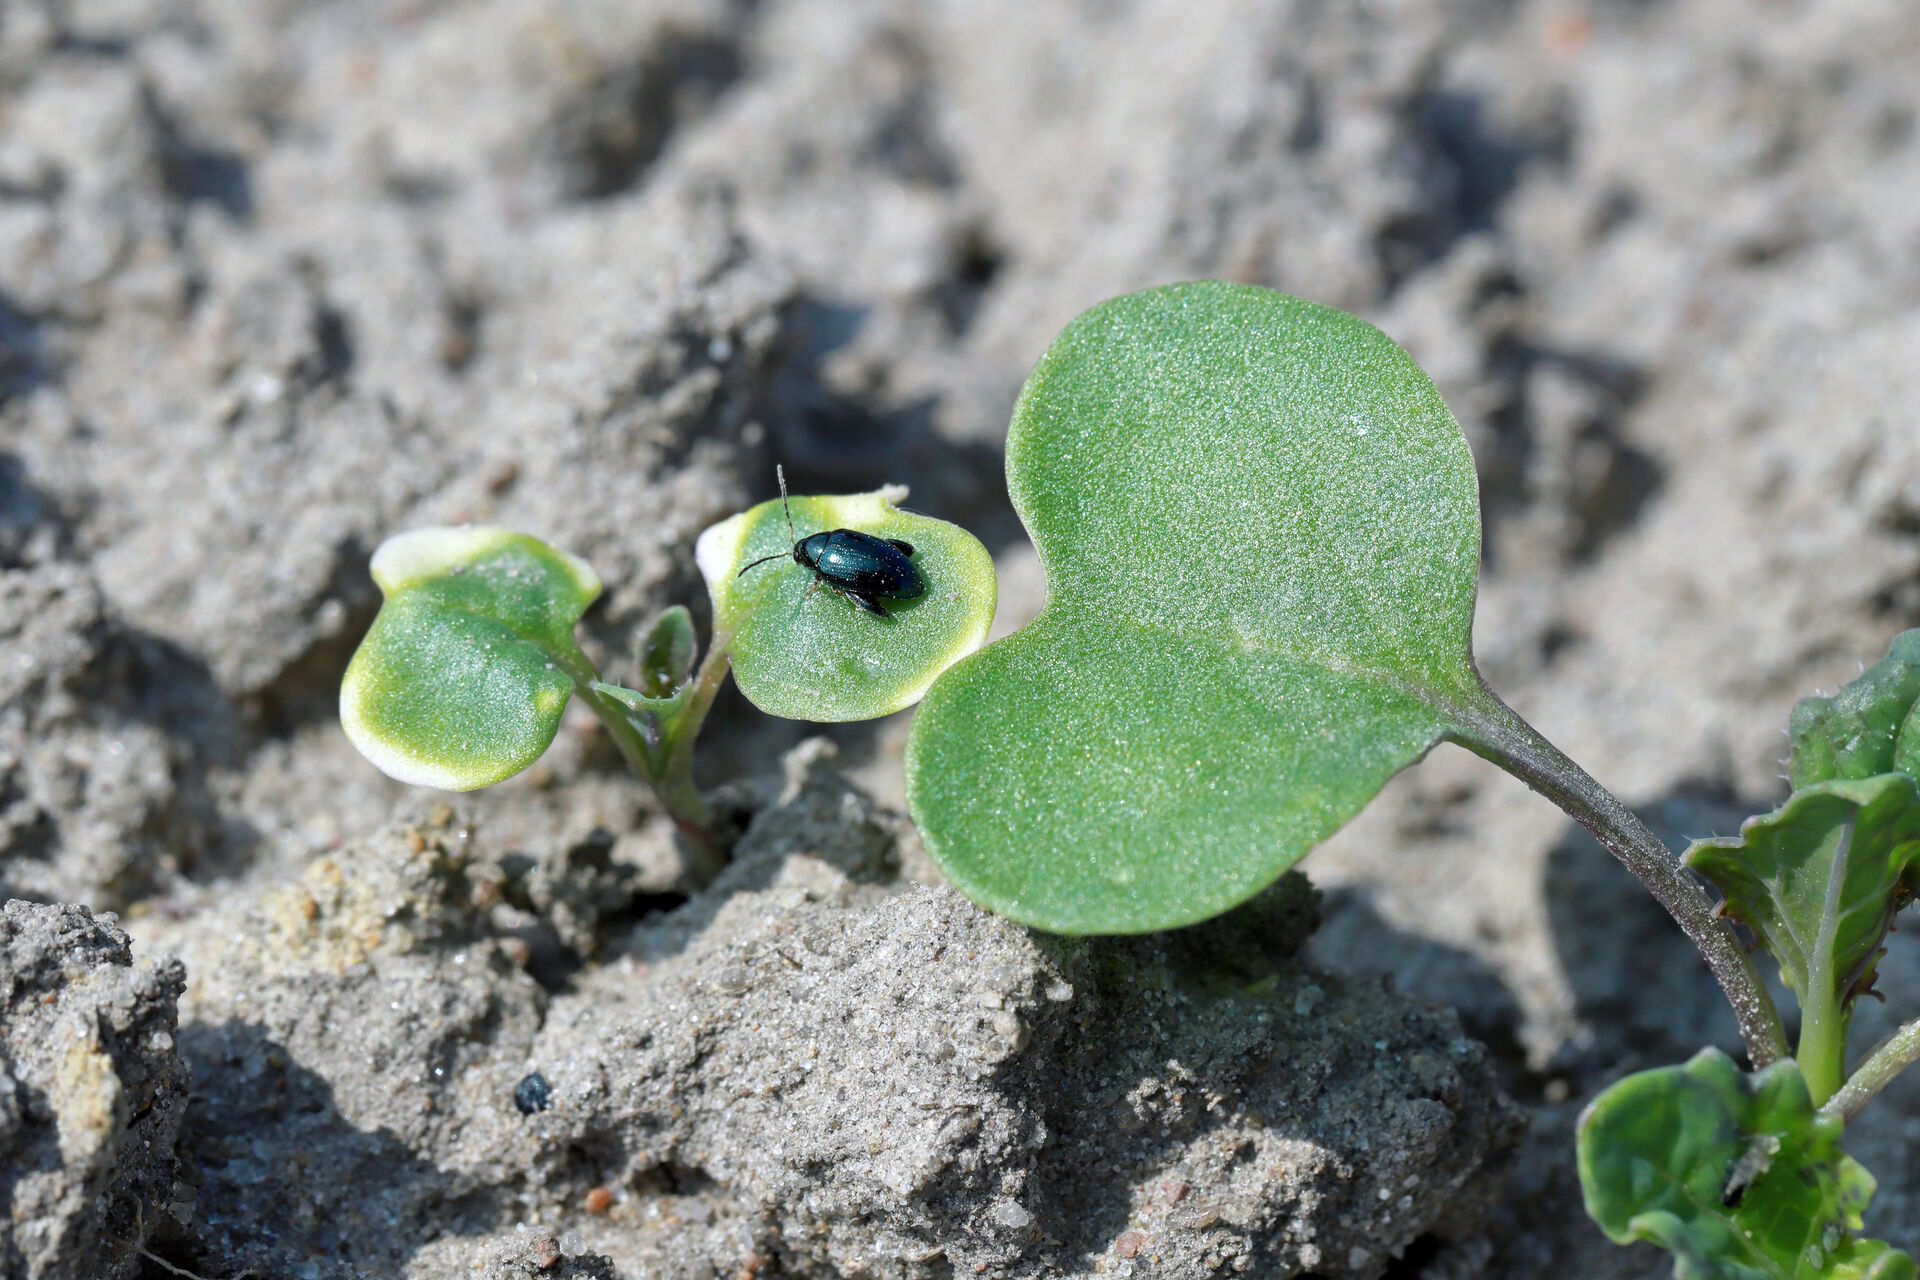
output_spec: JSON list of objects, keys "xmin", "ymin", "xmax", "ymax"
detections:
[{"xmin": 736, "ymin": 466, "xmax": 926, "ymax": 618}]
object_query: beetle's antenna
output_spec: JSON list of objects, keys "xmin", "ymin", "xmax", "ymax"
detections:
[
  {"xmin": 736, "ymin": 551, "xmax": 788, "ymax": 578},
  {"xmin": 738, "ymin": 464, "xmax": 800, "ymax": 579}
]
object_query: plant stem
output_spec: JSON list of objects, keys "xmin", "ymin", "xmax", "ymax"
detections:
[
  {"xmin": 1823, "ymin": 1019, "xmax": 1920, "ymax": 1122},
  {"xmin": 1445, "ymin": 679, "xmax": 1790, "ymax": 1068},
  {"xmin": 1795, "ymin": 980, "xmax": 1847, "ymax": 1108},
  {"xmin": 661, "ymin": 626, "xmax": 734, "ymax": 799},
  {"xmin": 654, "ymin": 627, "xmax": 735, "ymax": 884},
  {"xmin": 558, "ymin": 640, "xmax": 729, "ymax": 883}
]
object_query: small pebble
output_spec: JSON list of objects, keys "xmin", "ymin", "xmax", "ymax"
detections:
[
  {"xmin": 484, "ymin": 459, "xmax": 520, "ymax": 493},
  {"xmin": 1116, "ymin": 1229, "xmax": 1146, "ymax": 1258},
  {"xmin": 530, "ymin": 1233, "xmax": 561, "ymax": 1269},
  {"xmin": 514, "ymin": 1072, "xmax": 552, "ymax": 1115},
  {"xmin": 584, "ymin": 1187, "xmax": 613, "ymax": 1213}
]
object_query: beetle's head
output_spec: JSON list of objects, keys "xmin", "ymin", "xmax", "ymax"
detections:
[{"xmin": 793, "ymin": 531, "xmax": 830, "ymax": 569}]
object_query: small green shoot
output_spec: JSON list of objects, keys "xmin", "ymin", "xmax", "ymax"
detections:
[
  {"xmin": 1577, "ymin": 1049, "xmax": 1914, "ymax": 1280},
  {"xmin": 1685, "ymin": 777, "xmax": 1920, "ymax": 1105},
  {"xmin": 341, "ymin": 483, "xmax": 993, "ymax": 877},
  {"xmin": 1568, "ymin": 632, "xmax": 1920, "ymax": 1277}
]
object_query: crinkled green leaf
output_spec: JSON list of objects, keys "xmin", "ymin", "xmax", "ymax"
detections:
[
  {"xmin": 341, "ymin": 527, "xmax": 598, "ymax": 790},
  {"xmin": 696, "ymin": 485, "xmax": 996, "ymax": 722},
  {"xmin": 1899, "ymin": 697, "xmax": 1920, "ymax": 781},
  {"xmin": 1683, "ymin": 774, "xmax": 1920, "ymax": 1010},
  {"xmin": 905, "ymin": 281, "xmax": 1483, "ymax": 933},
  {"xmin": 1790, "ymin": 631, "xmax": 1920, "ymax": 788},
  {"xmin": 1578, "ymin": 1049, "xmax": 1915, "ymax": 1280}
]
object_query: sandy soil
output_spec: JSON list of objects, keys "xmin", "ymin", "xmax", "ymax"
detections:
[{"xmin": 3, "ymin": 0, "xmax": 1920, "ymax": 1276}]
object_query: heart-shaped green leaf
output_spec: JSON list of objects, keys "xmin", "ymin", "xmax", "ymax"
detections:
[
  {"xmin": 1578, "ymin": 1049, "xmax": 1915, "ymax": 1280},
  {"xmin": 696, "ymin": 484, "xmax": 996, "ymax": 722},
  {"xmin": 341, "ymin": 527, "xmax": 599, "ymax": 790},
  {"xmin": 905, "ymin": 282, "xmax": 1484, "ymax": 933},
  {"xmin": 1683, "ymin": 774, "xmax": 1920, "ymax": 1103},
  {"xmin": 1789, "ymin": 631, "xmax": 1920, "ymax": 788}
]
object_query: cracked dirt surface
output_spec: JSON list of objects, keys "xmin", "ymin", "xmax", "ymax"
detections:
[{"xmin": 4, "ymin": 0, "xmax": 1920, "ymax": 1276}]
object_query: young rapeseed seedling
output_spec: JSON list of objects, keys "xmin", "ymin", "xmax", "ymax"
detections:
[
  {"xmin": 344, "ymin": 280, "xmax": 1920, "ymax": 1275},
  {"xmin": 904, "ymin": 281, "xmax": 1919, "ymax": 1278},
  {"xmin": 340, "ymin": 482, "xmax": 994, "ymax": 878}
]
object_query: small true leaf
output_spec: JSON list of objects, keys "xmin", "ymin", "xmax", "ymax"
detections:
[
  {"xmin": 1683, "ymin": 774, "xmax": 1920, "ymax": 1011},
  {"xmin": 905, "ymin": 282, "xmax": 1484, "ymax": 933},
  {"xmin": 695, "ymin": 484, "xmax": 996, "ymax": 722},
  {"xmin": 1577, "ymin": 1049, "xmax": 1916, "ymax": 1280},
  {"xmin": 1790, "ymin": 699, "xmax": 1841, "ymax": 791},
  {"xmin": 341, "ymin": 527, "xmax": 598, "ymax": 790},
  {"xmin": 1900, "ymin": 697, "xmax": 1920, "ymax": 781},
  {"xmin": 591, "ymin": 680, "xmax": 684, "ymax": 776},
  {"xmin": 1789, "ymin": 630, "xmax": 1920, "ymax": 788},
  {"xmin": 637, "ymin": 604, "xmax": 698, "ymax": 698}
]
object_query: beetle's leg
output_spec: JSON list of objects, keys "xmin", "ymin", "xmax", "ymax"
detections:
[
  {"xmin": 843, "ymin": 589, "xmax": 890, "ymax": 618},
  {"xmin": 803, "ymin": 576, "xmax": 821, "ymax": 600},
  {"xmin": 815, "ymin": 578, "xmax": 892, "ymax": 618}
]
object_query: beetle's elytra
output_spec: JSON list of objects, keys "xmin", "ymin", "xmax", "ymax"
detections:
[{"xmin": 736, "ymin": 466, "xmax": 927, "ymax": 617}]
